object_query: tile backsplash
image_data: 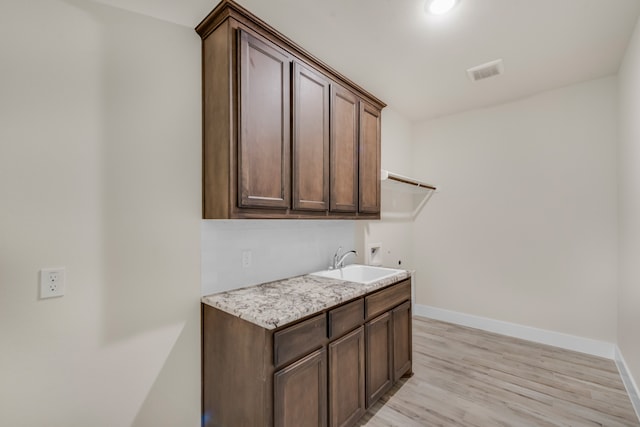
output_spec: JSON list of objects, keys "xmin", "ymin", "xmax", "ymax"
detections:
[{"xmin": 201, "ymin": 220, "xmax": 356, "ymax": 296}]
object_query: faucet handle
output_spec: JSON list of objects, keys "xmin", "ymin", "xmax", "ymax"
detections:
[
  {"xmin": 331, "ymin": 246, "xmax": 343, "ymax": 270},
  {"xmin": 333, "ymin": 246, "xmax": 342, "ymax": 262}
]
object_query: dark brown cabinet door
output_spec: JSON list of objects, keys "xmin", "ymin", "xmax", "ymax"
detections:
[
  {"xmin": 330, "ymin": 85, "xmax": 359, "ymax": 213},
  {"xmin": 359, "ymin": 101, "xmax": 381, "ymax": 213},
  {"xmin": 329, "ymin": 327, "xmax": 365, "ymax": 427},
  {"xmin": 238, "ymin": 29, "xmax": 291, "ymax": 209},
  {"xmin": 293, "ymin": 62, "xmax": 330, "ymax": 211},
  {"xmin": 365, "ymin": 312, "xmax": 393, "ymax": 407},
  {"xmin": 392, "ymin": 301, "xmax": 412, "ymax": 381},
  {"xmin": 274, "ymin": 347, "xmax": 328, "ymax": 427}
]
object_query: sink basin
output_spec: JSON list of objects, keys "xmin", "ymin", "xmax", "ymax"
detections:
[{"xmin": 310, "ymin": 264, "xmax": 404, "ymax": 284}]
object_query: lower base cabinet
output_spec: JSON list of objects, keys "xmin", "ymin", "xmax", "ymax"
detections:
[
  {"xmin": 329, "ymin": 327, "xmax": 365, "ymax": 427},
  {"xmin": 275, "ymin": 348, "xmax": 328, "ymax": 427},
  {"xmin": 202, "ymin": 278, "xmax": 412, "ymax": 427}
]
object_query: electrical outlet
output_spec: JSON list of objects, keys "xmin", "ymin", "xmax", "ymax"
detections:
[
  {"xmin": 40, "ymin": 268, "xmax": 65, "ymax": 299},
  {"xmin": 241, "ymin": 250, "xmax": 252, "ymax": 269}
]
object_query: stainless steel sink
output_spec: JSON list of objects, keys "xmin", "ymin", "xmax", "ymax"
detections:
[{"xmin": 310, "ymin": 264, "xmax": 404, "ymax": 284}]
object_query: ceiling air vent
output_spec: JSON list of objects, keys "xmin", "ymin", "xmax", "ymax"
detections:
[{"xmin": 466, "ymin": 59, "xmax": 504, "ymax": 82}]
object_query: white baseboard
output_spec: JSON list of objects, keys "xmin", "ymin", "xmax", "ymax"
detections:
[
  {"xmin": 413, "ymin": 304, "xmax": 615, "ymax": 359},
  {"xmin": 615, "ymin": 346, "xmax": 640, "ymax": 422}
]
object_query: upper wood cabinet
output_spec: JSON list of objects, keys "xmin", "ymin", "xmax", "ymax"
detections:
[
  {"xmin": 196, "ymin": 0, "xmax": 385, "ymax": 219},
  {"xmin": 359, "ymin": 102, "xmax": 381, "ymax": 214},
  {"xmin": 238, "ymin": 30, "xmax": 291, "ymax": 210},
  {"xmin": 330, "ymin": 85, "xmax": 359, "ymax": 213},
  {"xmin": 293, "ymin": 62, "xmax": 330, "ymax": 211}
]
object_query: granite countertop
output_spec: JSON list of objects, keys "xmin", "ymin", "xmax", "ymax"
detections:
[{"xmin": 201, "ymin": 269, "xmax": 412, "ymax": 330}]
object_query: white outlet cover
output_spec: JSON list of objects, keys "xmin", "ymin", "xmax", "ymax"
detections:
[{"xmin": 40, "ymin": 267, "xmax": 65, "ymax": 299}]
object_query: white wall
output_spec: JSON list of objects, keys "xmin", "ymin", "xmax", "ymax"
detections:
[
  {"xmin": 201, "ymin": 221, "xmax": 355, "ymax": 295},
  {"xmin": 618, "ymin": 13, "xmax": 640, "ymax": 402},
  {"xmin": 412, "ymin": 77, "xmax": 619, "ymax": 342},
  {"xmin": 0, "ymin": 1, "xmax": 201, "ymax": 426},
  {"xmin": 356, "ymin": 107, "xmax": 416, "ymax": 272},
  {"xmin": 380, "ymin": 108, "xmax": 415, "ymax": 177}
]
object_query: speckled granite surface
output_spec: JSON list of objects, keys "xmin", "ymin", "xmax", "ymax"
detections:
[{"xmin": 201, "ymin": 269, "xmax": 412, "ymax": 329}]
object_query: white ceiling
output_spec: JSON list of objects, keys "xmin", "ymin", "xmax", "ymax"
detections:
[{"xmin": 93, "ymin": 0, "xmax": 640, "ymax": 122}]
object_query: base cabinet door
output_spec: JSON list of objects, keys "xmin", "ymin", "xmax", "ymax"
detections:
[
  {"xmin": 329, "ymin": 327, "xmax": 365, "ymax": 427},
  {"xmin": 274, "ymin": 348, "xmax": 328, "ymax": 427},
  {"xmin": 392, "ymin": 301, "xmax": 412, "ymax": 381},
  {"xmin": 365, "ymin": 312, "xmax": 393, "ymax": 407}
]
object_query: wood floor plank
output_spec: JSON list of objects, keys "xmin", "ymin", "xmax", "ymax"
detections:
[{"xmin": 357, "ymin": 316, "xmax": 640, "ymax": 427}]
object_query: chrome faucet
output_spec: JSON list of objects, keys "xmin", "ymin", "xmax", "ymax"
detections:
[{"xmin": 332, "ymin": 246, "xmax": 357, "ymax": 270}]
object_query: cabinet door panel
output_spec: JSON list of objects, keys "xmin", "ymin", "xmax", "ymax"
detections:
[
  {"xmin": 392, "ymin": 301, "xmax": 412, "ymax": 381},
  {"xmin": 365, "ymin": 312, "xmax": 392, "ymax": 407},
  {"xmin": 330, "ymin": 85, "xmax": 359, "ymax": 212},
  {"xmin": 293, "ymin": 63, "xmax": 330, "ymax": 211},
  {"xmin": 329, "ymin": 327, "xmax": 365, "ymax": 427},
  {"xmin": 359, "ymin": 102, "xmax": 381, "ymax": 213},
  {"xmin": 238, "ymin": 29, "xmax": 291, "ymax": 209},
  {"xmin": 274, "ymin": 348, "xmax": 328, "ymax": 427}
]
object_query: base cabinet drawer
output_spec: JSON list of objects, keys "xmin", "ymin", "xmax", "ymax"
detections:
[
  {"xmin": 274, "ymin": 348, "xmax": 328, "ymax": 427},
  {"xmin": 328, "ymin": 299, "xmax": 364, "ymax": 340},
  {"xmin": 274, "ymin": 313, "xmax": 327, "ymax": 368},
  {"xmin": 365, "ymin": 279, "xmax": 411, "ymax": 319}
]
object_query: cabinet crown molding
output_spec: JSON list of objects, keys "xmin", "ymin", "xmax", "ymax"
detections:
[{"xmin": 195, "ymin": 0, "xmax": 386, "ymax": 111}]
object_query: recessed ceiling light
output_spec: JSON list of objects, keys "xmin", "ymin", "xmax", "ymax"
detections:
[{"xmin": 426, "ymin": 0, "xmax": 459, "ymax": 15}]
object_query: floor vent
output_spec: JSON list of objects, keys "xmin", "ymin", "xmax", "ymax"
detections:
[{"xmin": 467, "ymin": 59, "xmax": 504, "ymax": 82}]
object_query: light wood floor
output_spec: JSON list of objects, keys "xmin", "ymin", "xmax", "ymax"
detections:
[{"xmin": 358, "ymin": 317, "xmax": 639, "ymax": 427}]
